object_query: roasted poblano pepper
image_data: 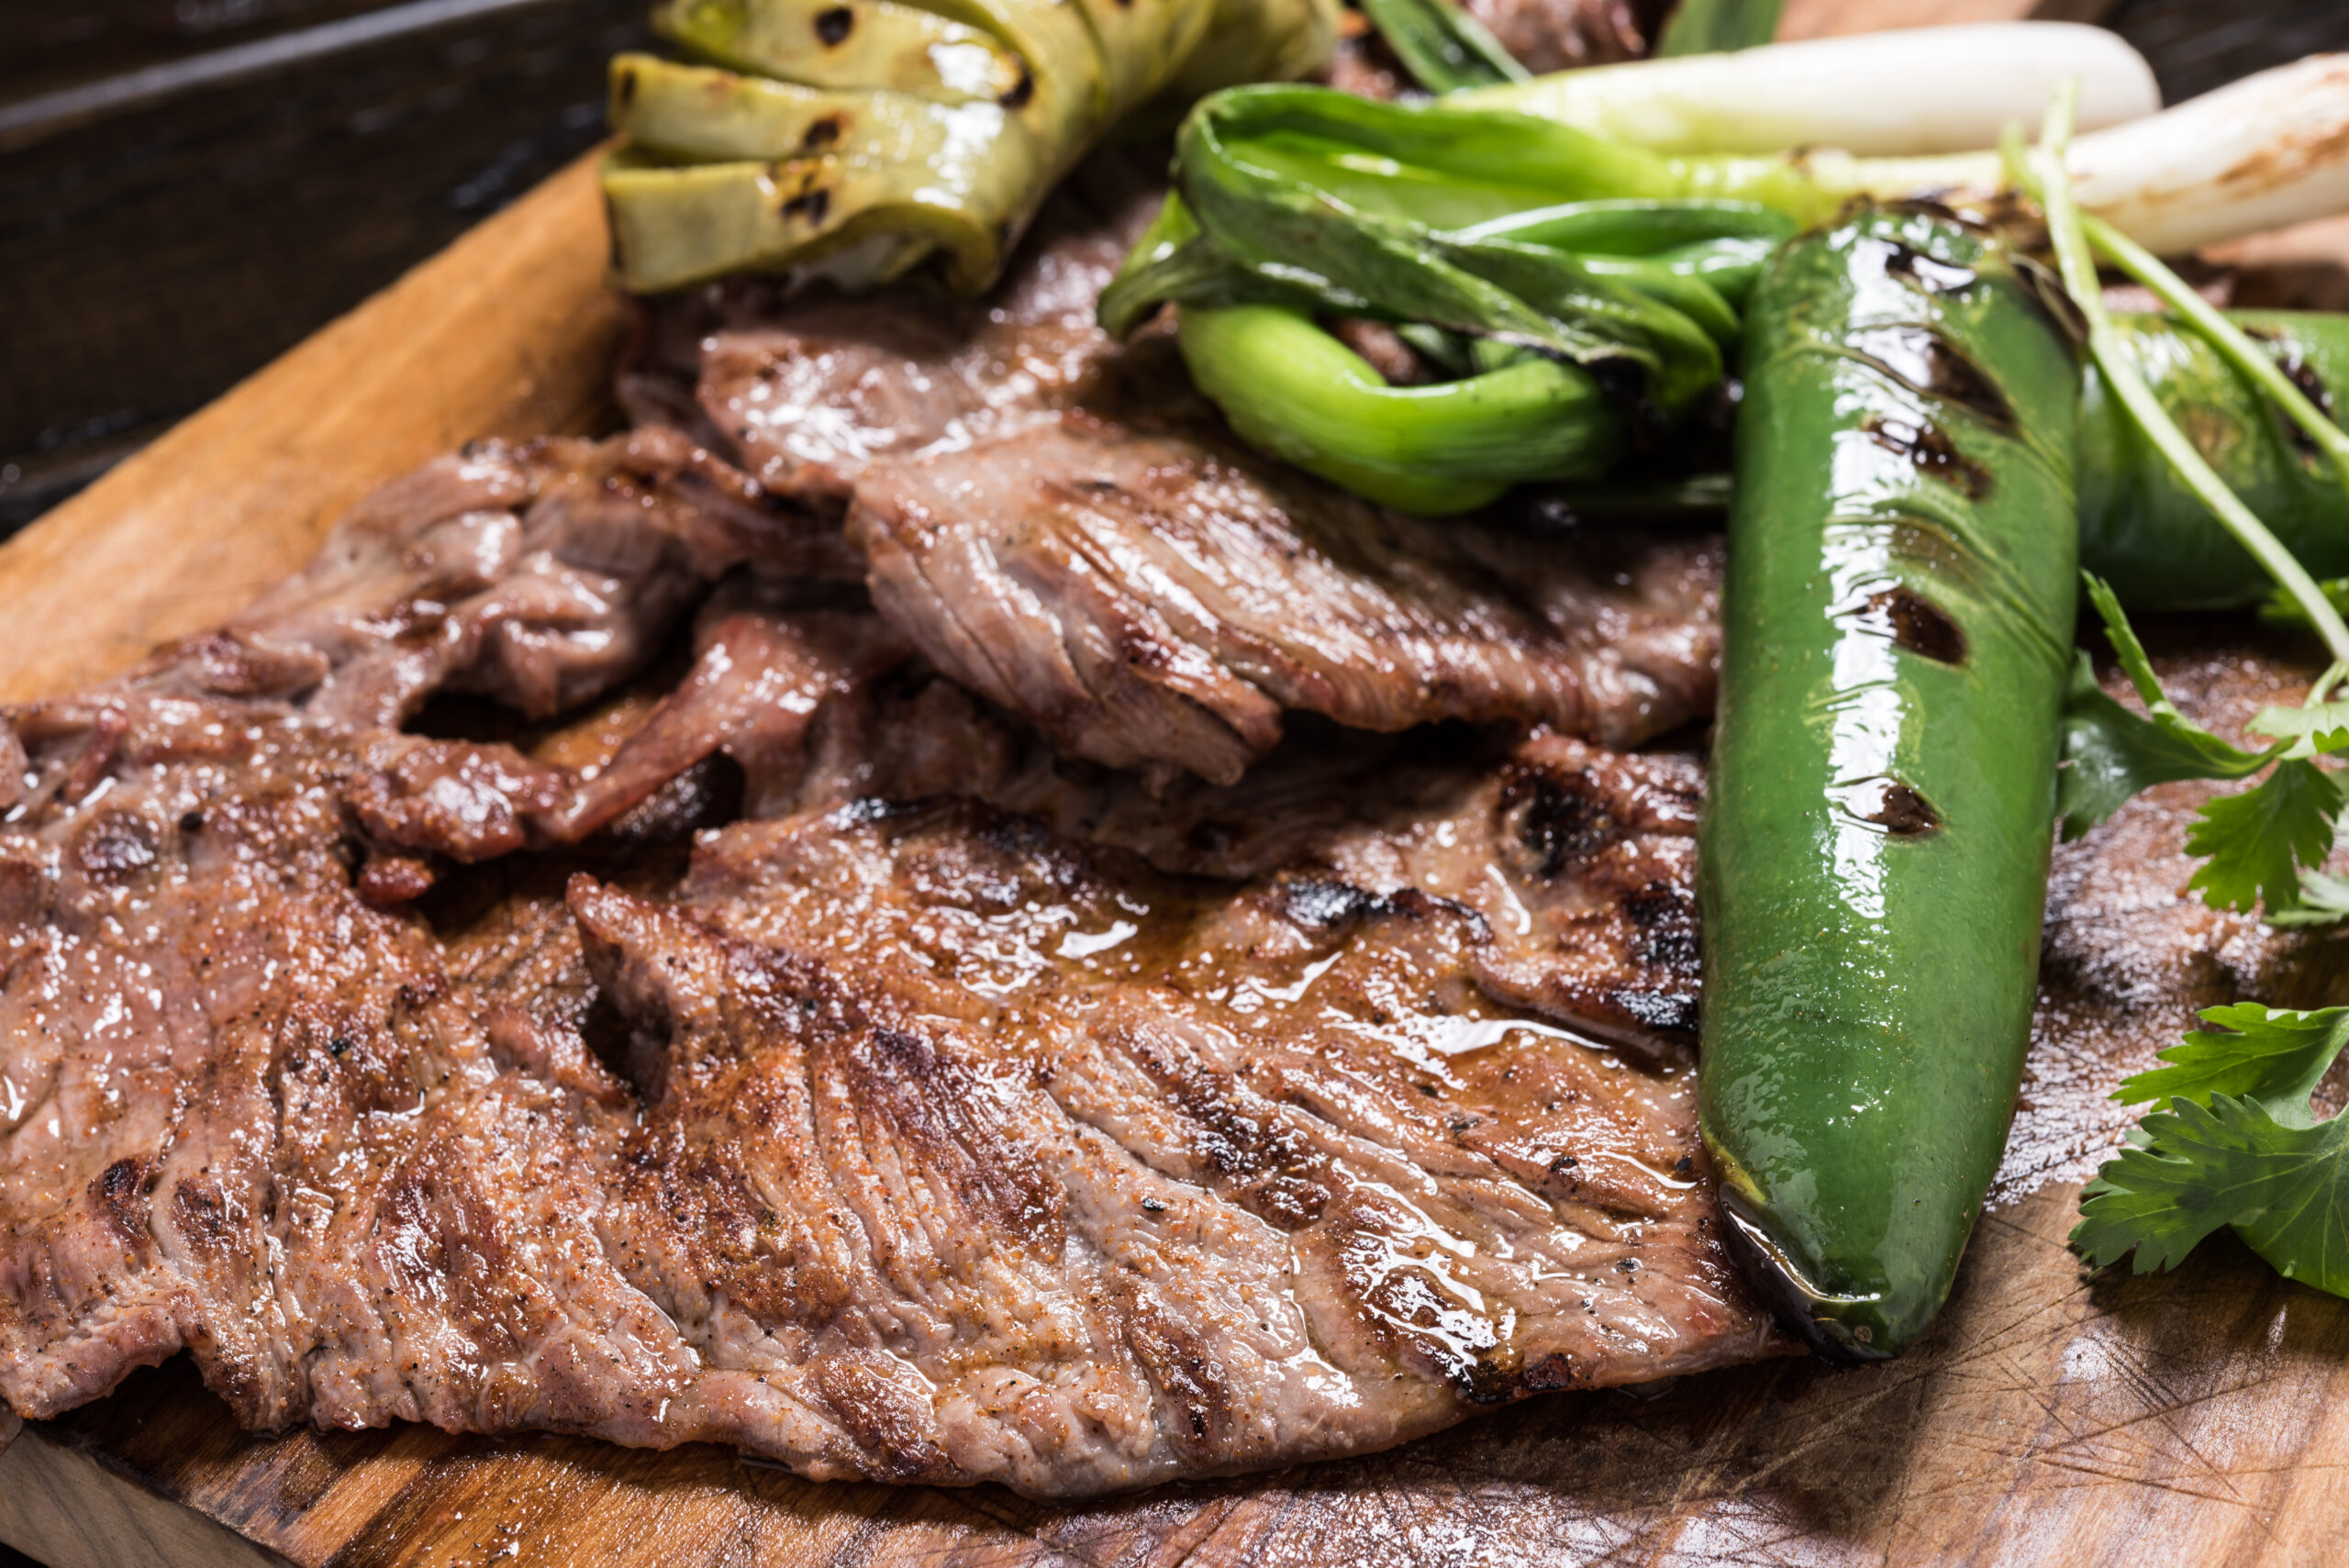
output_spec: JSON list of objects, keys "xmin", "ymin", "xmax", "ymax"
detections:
[
  {"xmin": 603, "ymin": 0, "xmax": 1337, "ymax": 293},
  {"xmin": 2080, "ymin": 309, "xmax": 2349, "ymax": 609},
  {"xmin": 1700, "ymin": 206, "xmax": 2080, "ymax": 1362}
]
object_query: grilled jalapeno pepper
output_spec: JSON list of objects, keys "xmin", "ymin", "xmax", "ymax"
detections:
[
  {"xmin": 1700, "ymin": 206, "xmax": 2079, "ymax": 1362},
  {"xmin": 2080, "ymin": 309, "xmax": 2349, "ymax": 609}
]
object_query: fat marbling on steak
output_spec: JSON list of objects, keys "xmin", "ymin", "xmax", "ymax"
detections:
[{"xmin": 625, "ymin": 159, "xmax": 1723, "ymax": 785}]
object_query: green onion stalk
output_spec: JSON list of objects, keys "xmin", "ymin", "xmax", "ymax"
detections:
[
  {"xmin": 2022, "ymin": 86, "xmax": 2349, "ymax": 673},
  {"xmin": 1108, "ymin": 74, "xmax": 2349, "ymax": 569},
  {"xmin": 1098, "ymin": 85, "xmax": 1814, "ymax": 513}
]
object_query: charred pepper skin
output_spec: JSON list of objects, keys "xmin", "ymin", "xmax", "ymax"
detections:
[
  {"xmin": 2080, "ymin": 309, "xmax": 2349, "ymax": 609},
  {"xmin": 1699, "ymin": 206, "xmax": 2079, "ymax": 1362}
]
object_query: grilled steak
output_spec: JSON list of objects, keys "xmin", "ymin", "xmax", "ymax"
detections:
[
  {"xmin": 608, "ymin": 588, "xmax": 1709, "ymax": 1047},
  {"xmin": 0, "ymin": 423, "xmax": 1787, "ymax": 1485},
  {"xmin": 559, "ymin": 757, "xmax": 1772, "ymax": 1495},
  {"xmin": 0, "ymin": 432, "xmax": 833, "ymax": 1423},
  {"xmin": 3, "ymin": 417, "xmax": 2332, "ymax": 1496},
  {"xmin": 625, "ymin": 161, "xmax": 1723, "ymax": 783},
  {"xmin": 851, "ymin": 418, "xmax": 1719, "ymax": 784}
]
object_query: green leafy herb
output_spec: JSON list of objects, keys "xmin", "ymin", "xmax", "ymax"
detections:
[
  {"xmin": 2074, "ymin": 1005, "xmax": 2349, "ymax": 1295},
  {"xmin": 2272, "ymin": 870, "xmax": 2349, "ymax": 929},
  {"xmin": 2245, "ymin": 700, "xmax": 2349, "ymax": 761},
  {"xmin": 2258, "ymin": 575, "xmax": 2349, "ymax": 634},
  {"xmin": 2057, "ymin": 575, "xmax": 2279, "ymax": 839},
  {"xmin": 2059, "ymin": 574, "xmax": 2349, "ymax": 920},
  {"xmin": 2183, "ymin": 760, "xmax": 2344, "ymax": 914}
]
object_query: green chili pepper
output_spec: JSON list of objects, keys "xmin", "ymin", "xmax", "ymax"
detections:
[
  {"xmin": 1699, "ymin": 206, "xmax": 2080, "ymax": 1362},
  {"xmin": 2079, "ymin": 310, "xmax": 2349, "ymax": 609}
]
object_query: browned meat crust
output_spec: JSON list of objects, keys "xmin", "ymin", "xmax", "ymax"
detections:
[
  {"xmin": 625, "ymin": 161, "xmax": 1721, "ymax": 784},
  {"xmin": 0, "ymin": 432, "xmax": 846, "ymax": 1425},
  {"xmin": 558, "ymin": 769, "xmax": 1774, "ymax": 1494},
  {"xmin": 851, "ymin": 417, "xmax": 1718, "ymax": 784},
  {"xmin": 0, "ymin": 430, "xmax": 1787, "ymax": 1490}
]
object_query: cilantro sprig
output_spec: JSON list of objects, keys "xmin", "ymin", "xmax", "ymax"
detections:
[
  {"xmin": 2016, "ymin": 81, "xmax": 2349, "ymax": 1298},
  {"xmin": 2073, "ymin": 1005, "xmax": 2349, "ymax": 1292},
  {"xmin": 2060, "ymin": 577, "xmax": 2349, "ymax": 920}
]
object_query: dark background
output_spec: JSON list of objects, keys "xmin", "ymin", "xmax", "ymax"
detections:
[
  {"xmin": 0, "ymin": 1, "xmax": 2347, "ymax": 1566},
  {"xmin": 2, "ymin": 0, "xmax": 2348, "ymax": 539}
]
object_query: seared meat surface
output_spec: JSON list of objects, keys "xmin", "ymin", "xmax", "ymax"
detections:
[
  {"xmin": 0, "ymin": 433, "xmax": 827, "ymax": 1425},
  {"xmin": 4, "ymin": 420, "xmax": 2333, "ymax": 1497},
  {"xmin": 852, "ymin": 419, "xmax": 1718, "ymax": 784},
  {"xmin": 0, "ymin": 430, "xmax": 1786, "ymax": 1488},
  {"xmin": 559, "ymin": 776, "xmax": 1772, "ymax": 1494},
  {"xmin": 624, "ymin": 162, "xmax": 1722, "ymax": 783}
]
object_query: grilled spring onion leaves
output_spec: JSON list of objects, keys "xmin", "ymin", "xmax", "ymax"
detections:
[
  {"xmin": 1098, "ymin": 87, "xmax": 1798, "ymax": 512},
  {"xmin": 1357, "ymin": 0, "xmax": 1526, "ymax": 95},
  {"xmin": 2075, "ymin": 1004, "xmax": 2349, "ymax": 1294}
]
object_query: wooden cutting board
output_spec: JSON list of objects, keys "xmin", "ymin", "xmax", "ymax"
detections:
[{"xmin": 10, "ymin": 6, "xmax": 2349, "ymax": 1565}]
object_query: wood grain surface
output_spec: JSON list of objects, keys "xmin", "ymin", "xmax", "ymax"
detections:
[
  {"xmin": 9, "ymin": 7, "xmax": 2349, "ymax": 1568},
  {"xmin": 0, "ymin": 145, "xmax": 621, "ymax": 706}
]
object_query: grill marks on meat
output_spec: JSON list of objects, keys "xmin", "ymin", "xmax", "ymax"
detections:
[
  {"xmin": 0, "ymin": 433, "xmax": 849, "ymax": 1429},
  {"xmin": 559, "ymin": 782, "xmax": 1773, "ymax": 1493},
  {"xmin": 545, "ymin": 580, "xmax": 909, "ymax": 838},
  {"xmin": 0, "ymin": 693, "xmax": 659, "ymax": 1429},
  {"xmin": 0, "ymin": 566, "xmax": 1771, "ymax": 1490},
  {"xmin": 623, "ymin": 157, "xmax": 1172, "ymax": 503},
  {"xmin": 140, "ymin": 428, "xmax": 856, "ymax": 732},
  {"xmin": 634, "ymin": 162, "xmax": 1721, "ymax": 783},
  {"xmin": 852, "ymin": 420, "xmax": 1720, "ymax": 784}
]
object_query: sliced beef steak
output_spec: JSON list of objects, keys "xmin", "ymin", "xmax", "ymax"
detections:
[
  {"xmin": 146, "ymin": 428, "xmax": 853, "ymax": 733},
  {"xmin": 0, "ymin": 425, "xmax": 1782, "ymax": 1494},
  {"xmin": 852, "ymin": 417, "xmax": 1720, "ymax": 784},
  {"xmin": 0, "ymin": 432, "xmax": 833, "ymax": 1427},
  {"xmin": 620, "ymin": 156, "xmax": 1172, "ymax": 503},
  {"xmin": 560, "ymin": 773, "xmax": 1776, "ymax": 1493},
  {"xmin": 631, "ymin": 160, "xmax": 1722, "ymax": 783}
]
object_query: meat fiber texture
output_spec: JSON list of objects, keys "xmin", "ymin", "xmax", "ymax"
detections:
[
  {"xmin": 620, "ymin": 153, "xmax": 1722, "ymax": 788},
  {"xmin": 0, "ymin": 418, "xmax": 1788, "ymax": 1496}
]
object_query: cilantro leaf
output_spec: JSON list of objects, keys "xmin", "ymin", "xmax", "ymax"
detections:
[
  {"xmin": 2258, "ymin": 574, "xmax": 2349, "ymax": 635},
  {"xmin": 2057, "ymin": 575, "xmax": 2277, "ymax": 839},
  {"xmin": 2076, "ymin": 1095, "xmax": 2349, "ymax": 1286},
  {"xmin": 2184, "ymin": 759, "xmax": 2343, "ymax": 914},
  {"xmin": 2114, "ymin": 1003, "xmax": 2349, "ymax": 1119},
  {"xmin": 2073, "ymin": 1004, "xmax": 2349, "ymax": 1292},
  {"xmin": 2246, "ymin": 701, "xmax": 2349, "ymax": 762},
  {"xmin": 2272, "ymin": 869, "xmax": 2349, "ymax": 929}
]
